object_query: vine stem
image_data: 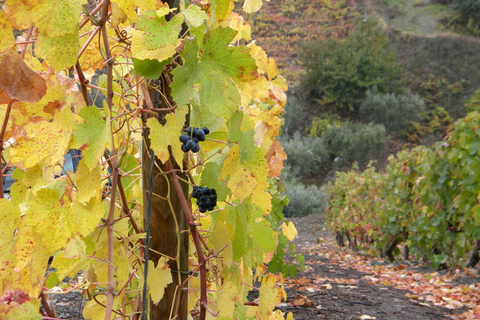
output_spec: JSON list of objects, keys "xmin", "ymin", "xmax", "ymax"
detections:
[
  {"xmin": 99, "ymin": 1, "xmax": 117, "ymax": 319},
  {"xmin": 0, "ymin": 101, "xmax": 13, "ymax": 199},
  {"xmin": 166, "ymin": 159, "xmax": 207, "ymax": 320}
]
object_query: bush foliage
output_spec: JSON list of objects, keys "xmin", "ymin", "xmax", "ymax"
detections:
[
  {"xmin": 360, "ymin": 88, "xmax": 425, "ymax": 135},
  {"xmin": 282, "ymin": 183, "xmax": 328, "ymax": 217},
  {"xmin": 299, "ymin": 18, "xmax": 404, "ymax": 116}
]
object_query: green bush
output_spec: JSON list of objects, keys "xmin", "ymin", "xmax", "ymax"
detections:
[
  {"xmin": 281, "ymin": 95, "xmax": 307, "ymax": 136},
  {"xmin": 279, "ymin": 131, "xmax": 332, "ymax": 181},
  {"xmin": 283, "ymin": 183, "xmax": 328, "ymax": 217},
  {"xmin": 320, "ymin": 121, "xmax": 389, "ymax": 168},
  {"xmin": 299, "ymin": 18, "xmax": 404, "ymax": 116},
  {"xmin": 453, "ymin": 0, "xmax": 480, "ymax": 20},
  {"xmin": 360, "ymin": 88, "xmax": 425, "ymax": 135}
]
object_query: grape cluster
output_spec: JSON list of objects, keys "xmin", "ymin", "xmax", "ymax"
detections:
[
  {"xmin": 192, "ymin": 186, "xmax": 217, "ymax": 213},
  {"xmin": 179, "ymin": 127, "xmax": 210, "ymax": 153}
]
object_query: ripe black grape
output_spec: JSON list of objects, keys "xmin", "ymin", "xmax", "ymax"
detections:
[
  {"xmin": 180, "ymin": 127, "xmax": 210, "ymax": 153},
  {"xmin": 191, "ymin": 185, "xmax": 217, "ymax": 212}
]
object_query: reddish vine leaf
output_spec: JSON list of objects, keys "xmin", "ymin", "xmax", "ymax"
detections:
[{"xmin": 0, "ymin": 48, "xmax": 47, "ymax": 103}]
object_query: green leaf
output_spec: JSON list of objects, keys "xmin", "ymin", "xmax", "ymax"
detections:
[
  {"xmin": 71, "ymin": 106, "xmax": 110, "ymax": 170},
  {"xmin": 45, "ymin": 272, "xmax": 60, "ymax": 290},
  {"xmin": 182, "ymin": 5, "xmax": 208, "ymax": 27},
  {"xmin": 136, "ymin": 11, "xmax": 183, "ymax": 50},
  {"xmin": 171, "ymin": 27, "xmax": 258, "ymax": 119},
  {"xmin": 134, "ymin": 58, "xmax": 169, "ymax": 79},
  {"xmin": 239, "ymin": 130, "xmax": 255, "ymax": 162}
]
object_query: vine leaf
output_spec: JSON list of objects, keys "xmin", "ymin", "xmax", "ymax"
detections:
[
  {"xmin": 0, "ymin": 12, "xmax": 15, "ymax": 51},
  {"xmin": 2, "ymin": 0, "xmax": 35, "ymax": 30},
  {"xmin": 266, "ymin": 140, "xmax": 287, "ymax": 178},
  {"xmin": 32, "ymin": 0, "xmax": 86, "ymax": 37},
  {"xmin": 71, "ymin": 106, "xmax": 110, "ymax": 171},
  {"xmin": 35, "ymin": 32, "xmax": 80, "ymax": 71},
  {"xmin": 281, "ymin": 221, "xmax": 298, "ymax": 242},
  {"xmin": 171, "ymin": 27, "xmax": 258, "ymax": 119},
  {"xmin": 9, "ymin": 106, "xmax": 74, "ymax": 169},
  {"xmin": 181, "ymin": 5, "xmax": 209, "ymax": 28},
  {"xmin": 243, "ymin": 0, "xmax": 263, "ymax": 13},
  {"xmin": 0, "ymin": 48, "xmax": 47, "ymax": 103},
  {"xmin": 147, "ymin": 106, "xmax": 187, "ymax": 164},
  {"xmin": 0, "ymin": 199, "xmax": 19, "ymax": 248},
  {"xmin": 220, "ymin": 145, "xmax": 269, "ymax": 200},
  {"xmin": 136, "ymin": 10, "xmax": 183, "ymax": 49},
  {"xmin": 143, "ymin": 257, "xmax": 173, "ymax": 305}
]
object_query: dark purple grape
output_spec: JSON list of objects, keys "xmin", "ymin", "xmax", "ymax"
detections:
[
  {"xmin": 181, "ymin": 144, "xmax": 189, "ymax": 152},
  {"xmin": 186, "ymin": 139, "xmax": 196, "ymax": 151},
  {"xmin": 202, "ymin": 127, "xmax": 210, "ymax": 135},
  {"xmin": 196, "ymin": 129, "xmax": 206, "ymax": 141},
  {"xmin": 191, "ymin": 143, "xmax": 200, "ymax": 153},
  {"xmin": 180, "ymin": 134, "xmax": 190, "ymax": 143},
  {"xmin": 193, "ymin": 137, "xmax": 200, "ymax": 144}
]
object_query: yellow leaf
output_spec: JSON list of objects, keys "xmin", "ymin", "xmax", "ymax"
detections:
[
  {"xmin": 74, "ymin": 160, "xmax": 102, "ymax": 204},
  {"xmin": 9, "ymin": 105, "xmax": 74, "ymax": 169},
  {"xmin": 64, "ymin": 235, "xmax": 87, "ymax": 260},
  {"xmin": 3, "ymin": 0, "xmax": 34, "ymax": 30},
  {"xmin": 220, "ymin": 12, "xmax": 251, "ymax": 42},
  {"xmin": 257, "ymin": 273, "xmax": 282, "ymax": 318},
  {"xmin": 213, "ymin": 221, "xmax": 233, "ymax": 268},
  {"xmin": 147, "ymin": 106, "xmax": 187, "ymax": 164},
  {"xmin": 281, "ymin": 221, "xmax": 298, "ymax": 242},
  {"xmin": 145, "ymin": 257, "xmax": 173, "ymax": 305},
  {"xmin": 248, "ymin": 43, "xmax": 278, "ymax": 79},
  {"xmin": 130, "ymin": 29, "xmax": 180, "ymax": 61},
  {"xmin": 83, "ymin": 296, "xmax": 108, "ymax": 320},
  {"xmin": 35, "ymin": 32, "xmax": 79, "ymax": 71},
  {"xmin": 0, "ymin": 12, "xmax": 15, "ymax": 51},
  {"xmin": 217, "ymin": 281, "xmax": 237, "ymax": 318},
  {"xmin": 73, "ymin": 197, "xmax": 105, "ymax": 237},
  {"xmin": 32, "ymin": 0, "xmax": 86, "ymax": 37},
  {"xmin": 220, "ymin": 145, "xmax": 269, "ymax": 200},
  {"xmin": 25, "ymin": 188, "xmax": 73, "ymax": 252},
  {"xmin": 0, "ymin": 199, "xmax": 20, "ymax": 247},
  {"xmin": 111, "ymin": 0, "xmax": 138, "ymax": 24}
]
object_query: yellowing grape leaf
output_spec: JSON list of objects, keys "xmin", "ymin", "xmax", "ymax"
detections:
[
  {"xmin": 26, "ymin": 188, "xmax": 73, "ymax": 252},
  {"xmin": 213, "ymin": 221, "xmax": 233, "ymax": 268},
  {"xmin": 130, "ymin": 29, "xmax": 180, "ymax": 61},
  {"xmin": 220, "ymin": 145, "xmax": 269, "ymax": 200},
  {"xmin": 147, "ymin": 106, "xmax": 187, "ymax": 164},
  {"xmin": 248, "ymin": 209, "xmax": 277, "ymax": 253},
  {"xmin": 171, "ymin": 27, "xmax": 258, "ymax": 119},
  {"xmin": 71, "ymin": 106, "xmax": 110, "ymax": 170},
  {"xmin": 243, "ymin": 0, "xmax": 263, "ymax": 13},
  {"xmin": 9, "ymin": 105, "xmax": 74, "ymax": 169},
  {"xmin": 112, "ymin": 0, "xmax": 138, "ymax": 24},
  {"xmin": 266, "ymin": 141, "xmax": 286, "ymax": 178},
  {"xmin": 73, "ymin": 196, "xmax": 105, "ymax": 237},
  {"xmin": 258, "ymin": 273, "xmax": 283, "ymax": 317},
  {"xmin": 32, "ymin": 0, "xmax": 86, "ymax": 37},
  {"xmin": 64, "ymin": 235, "xmax": 87, "ymax": 260},
  {"xmin": 35, "ymin": 32, "xmax": 79, "ymax": 71},
  {"xmin": 0, "ymin": 199, "xmax": 19, "ymax": 247},
  {"xmin": 2, "ymin": 0, "xmax": 34, "ymax": 30},
  {"xmin": 4, "ymin": 301, "xmax": 41, "ymax": 320},
  {"xmin": 0, "ymin": 12, "xmax": 14, "ymax": 51},
  {"xmin": 220, "ymin": 12, "xmax": 251, "ymax": 42},
  {"xmin": 182, "ymin": 5, "xmax": 208, "ymax": 28},
  {"xmin": 248, "ymin": 43, "xmax": 278, "ymax": 80},
  {"xmin": 281, "ymin": 221, "xmax": 298, "ymax": 242},
  {"xmin": 0, "ymin": 48, "xmax": 47, "ymax": 103},
  {"xmin": 144, "ymin": 257, "xmax": 173, "ymax": 305},
  {"xmin": 215, "ymin": 0, "xmax": 234, "ymax": 21},
  {"xmin": 216, "ymin": 281, "xmax": 237, "ymax": 318},
  {"xmin": 74, "ymin": 160, "xmax": 101, "ymax": 204},
  {"xmin": 136, "ymin": 11, "xmax": 183, "ymax": 50}
]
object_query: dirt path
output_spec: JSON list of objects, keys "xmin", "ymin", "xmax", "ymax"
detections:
[{"xmin": 281, "ymin": 214, "xmax": 474, "ymax": 320}]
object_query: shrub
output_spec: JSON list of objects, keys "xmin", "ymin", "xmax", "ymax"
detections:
[
  {"xmin": 320, "ymin": 121, "xmax": 389, "ymax": 168},
  {"xmin": 282, "ymin": 183, "xmax": 328, "ymax": 217},
  {"xmin": 279, "ymin": 131, "xmax": 332, "ymax": 181},
  {"xmin": 360, "ymin": 88, "xmax": 425, "ymax": 135},
  {"xmin": 281, "ymin": 95, "xmax": 307, "ymax": 136},
  {"xmin": 299, "ymin": 18, "xmax": 404, "ymax": 116}
]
